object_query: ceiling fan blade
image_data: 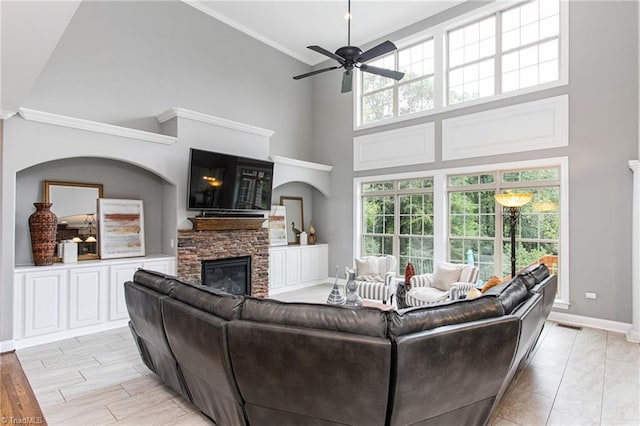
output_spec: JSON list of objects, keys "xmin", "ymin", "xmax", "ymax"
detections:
[
  {"xmin": 359, "ymin": 64, "xmax": 405, "ymax": 81},
  {"xmin": 357, "ymin": 40, "xmax": 397, "ymax": 63},
  {"xmin": 293, "ymin": 66, "xmax": 340, "ymax": 80},
  {"xmin": 341, "ymin": 70, "xmax": 353, "ymax": 93},
  {"xmin": 307, "ymin": 46, "xmax": 345, "ymax": 64}
]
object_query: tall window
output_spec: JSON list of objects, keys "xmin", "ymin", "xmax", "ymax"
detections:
[
  {"xmin": 448, "ymin": 167, "xmax": 560, "ymax": 282},
  {"xmin": 356, "ymin": 0, "xmax": 564, "ymax": 128},
  {"xmin": 361, "ymin": 178, "xmax": 434, "ymax": 273}
]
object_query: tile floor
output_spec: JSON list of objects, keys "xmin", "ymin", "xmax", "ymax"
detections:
[{"xmin": 17, "ymin": 282, "xmax": 640, "ymax": 425}]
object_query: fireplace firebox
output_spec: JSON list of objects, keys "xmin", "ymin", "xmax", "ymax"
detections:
[{"xmin": 201, "ymin": 256, "xmax": 252, "ymax": 296}]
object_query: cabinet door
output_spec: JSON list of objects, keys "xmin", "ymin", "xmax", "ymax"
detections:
[
  {"xmin": 269, "ymin": 249, "xmax": 286, "ymax": 290},
  {"xmin": 315, "ymin": 245, "xmax": 329, "ymax": 282},
  {"xmin": 110, "ymin": 263, "xmax": 142, "ymax": 320},
  {"xmin": 24, "ymin": 271, "xmax": 67, "ymax": 337},
  {"xmin": 143, "ymin": 259, "xmax": 176, "ymax": 275},
  {"xmin": 69, "ymin": 267, "xmax": 107, "ymax": 328},
  {"xmin": 300, "ymin": 248, "xmax": 315, "ymax": 283},
  {"xmin": 285, "ymin": 248, "xmax": 300, "ymax": 286}
]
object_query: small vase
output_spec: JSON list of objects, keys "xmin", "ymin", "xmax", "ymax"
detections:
[
  {"xmin": 29, "ymin": 202, "xmax": 58, "ymax": 266},
  {"xmin": 327, "ymin": 266, "xmax": 345, "ymax": 305},
  {"xmin": 344, "ymin": 269, "xmax": 363, "ymax": 307}
]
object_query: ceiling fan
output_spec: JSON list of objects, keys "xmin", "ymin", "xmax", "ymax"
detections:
[{"xmin": 293, "ymin": 0, "xmax": 405, "ymax": 93}]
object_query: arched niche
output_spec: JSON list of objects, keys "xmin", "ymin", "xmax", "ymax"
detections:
[{"xmin": 15, "ymin": 157, "xmax": 177, "ymax": 265}]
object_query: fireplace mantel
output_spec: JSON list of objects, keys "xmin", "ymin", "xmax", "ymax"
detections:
[{"xmin": 188, "ymin": 217, "xmax": 266, "ymax": 231}]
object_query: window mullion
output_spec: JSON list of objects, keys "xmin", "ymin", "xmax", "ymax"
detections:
[
  {"xmin": 495, "ymin": 11, "xmax": 502, "ymax": 95},
  {"xmin": 434, "ymin": 27, "xmax": 445, "ymax": 108}
]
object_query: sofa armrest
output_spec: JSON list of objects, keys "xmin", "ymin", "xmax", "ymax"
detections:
[
  {"xmin": 409, "ymin": 273, "xmax": 434, "ymax": 289},
  {"xmin": 449, "ymin": 282, "xmax": 478, "ymax": 299}
]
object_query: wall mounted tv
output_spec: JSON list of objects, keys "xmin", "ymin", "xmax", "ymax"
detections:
[{"xmin": 187, "ymin": 148, "xmax": 274, "ymax": 214}]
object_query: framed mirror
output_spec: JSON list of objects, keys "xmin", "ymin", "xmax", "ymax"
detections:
[
  {"xmin": 43, "ymin": 180, "xmax": 104, "ymax": 260},
  {"xmin": 280, "ymin": 196, "xmax": 303, "ymax": 245}
]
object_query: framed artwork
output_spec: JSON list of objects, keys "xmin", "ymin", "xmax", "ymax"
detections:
[
  {"xmin": 268, "ymin": 205, "xmax": 288, "ymax": 246},
  {"xmin": 98, "ymin": 198, "xmax": 145, "ymax": 259},
  {"xmin": 280, "ymin": 196, "xmax": 303, "ymax": 244}
]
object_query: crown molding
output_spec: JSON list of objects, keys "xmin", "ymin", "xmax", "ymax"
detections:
[
  {"xmin": 18, "ymin": 108, "xmax": 177, "ymax": 144},
  {"xmin": 271, "ymin": 155, "xmax": 333, "ymax": 172},
  {"xmin": 1, "ymin": 110, "xmax": 16, "ymax": 120},
  {"xmin": 181, "ymin": 0, "xmax": 314, "ymax": 65},
  {"xmin": 157, "ymin": 107, "xmax": 274, "ymax": 138}
]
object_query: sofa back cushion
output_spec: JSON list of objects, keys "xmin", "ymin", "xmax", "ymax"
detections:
[
  {"xmin": 388, "ymin": 297, "xmax": 505, "ymax": 338},
  {"xmin": 241, "ymin": 298, "xmax": 388, "ymax": 338},
  {"xmin": 133, "ymin": 269, "xmax": 177, "ymax": 295},
  {"xmin": 171, "ymin": 280, "xmax": 243, "ymax": 321},
  {"xmin": 483, "ymin": 278, "xmax": 529, "ymax": 314}
]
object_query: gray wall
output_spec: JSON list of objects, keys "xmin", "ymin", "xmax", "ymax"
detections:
[
  {"xmin": 311, "ymin": 1, "xmax": 638, "ymax": 323},
  {"xmin": 21, "ymin": 0, "xmax": 314, "ymax": 161},
  {"xmin": 15, "ymin": 157, "xmax": 167, "ymax": 264}
]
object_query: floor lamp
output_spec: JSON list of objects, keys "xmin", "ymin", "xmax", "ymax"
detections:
[{"xmin": 495, "ymin": 193, "xmax": 533, "ymax": 278}]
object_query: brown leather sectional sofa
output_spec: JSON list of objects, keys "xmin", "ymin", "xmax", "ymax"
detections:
[{"xmin": 125, "ymin": 263, "xmax": 556, "ymax": 426}]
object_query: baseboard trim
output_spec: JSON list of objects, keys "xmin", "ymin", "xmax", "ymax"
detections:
[
  {"xmin": 0, "ymin": 339, "xmax": 16, "ymax": 353},
  {"xmin": 13, "ymin": 320, "xmax": 130, "ymax": 350},
  {"xmin": 549, "ymin": 311, "xmax": 633, "ymax": 338}
]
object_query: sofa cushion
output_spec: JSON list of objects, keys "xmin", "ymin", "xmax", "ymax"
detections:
[
  {"xmin": 241, "ymin": 298, "xmax": 388, "ymax": 338},
  {"xmin": 483, "ymin": 278, "xmax": 529, "ymax": 314},
  {"xmin": 387, "ymin": 297, "xmax": 505, "ymax": 338},
  {"xmin": 170, "ymin": 280, "xmax": 243, "ymax": 321},
  {"xmin": 133, "ymin": 269, "xmax": 178, "ymax": 295},
  {"xmin": 432, "ymin": 263, "xmax": 463, "ymax": 291}
]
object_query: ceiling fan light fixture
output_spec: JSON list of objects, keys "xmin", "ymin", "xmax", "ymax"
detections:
[{"xmin": 292, "ymin": 0, "xmax": 404, "ymax": 93}]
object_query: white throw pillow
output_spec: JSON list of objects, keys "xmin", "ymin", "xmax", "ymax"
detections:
[
  {"xmin": 356, "ymin": 257, "xmax": 380, "ymax": 280},
  {"xmin": 431, "ymin": 263, "xmax": 463, "ymax": 291}
]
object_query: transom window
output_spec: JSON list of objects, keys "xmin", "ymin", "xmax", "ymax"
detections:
[
  {"xmin": 361, "ymin": 39, "xmax": 435, "ymax": 126},
  {"xmin": 355, "ymin": 0, "xmax": 565, "ymax": 128}
]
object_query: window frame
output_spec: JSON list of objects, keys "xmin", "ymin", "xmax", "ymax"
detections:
[
  {"xmin": 354, "ymin": 0, "xmax": 568, "ymax": 130},
  {"xmin": 354, "ymin": 156, "xmax": 570, "ymax": 309},
  {"xmin": 447, "ymin": 168, "xmax": 561, "ymax": 282}
]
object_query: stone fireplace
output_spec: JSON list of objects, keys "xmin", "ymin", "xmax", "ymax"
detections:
[{"xmin": 177, "ymin": 226, "xmax": 269, "ymax": 298}]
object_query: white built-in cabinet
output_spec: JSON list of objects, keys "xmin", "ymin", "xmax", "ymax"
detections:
[
  {"xmin": 269, "ymin": 244, "xmax": 328, "ymax": 294},
  {"xmin": 13, "ymin": 255, "xmax": 175, "ymax": 348}
]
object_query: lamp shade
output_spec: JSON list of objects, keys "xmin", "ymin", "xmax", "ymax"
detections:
[
  {"xmin": 85, "ymin": 236, "xmax": 97, "ymax": 243},
  {"xmin": 495, "ymin": 192, "xmax": 533, "ymax": 208}
]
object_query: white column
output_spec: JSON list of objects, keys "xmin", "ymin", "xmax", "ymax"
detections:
[{"xmin": 628, "ymin": 160, "xmax": 640, "ymax": 343}]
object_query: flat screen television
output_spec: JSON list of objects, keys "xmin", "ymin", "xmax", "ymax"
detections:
[{"xmin": 187, "ymin": 148, "xmax": 274, "ymax": 214}]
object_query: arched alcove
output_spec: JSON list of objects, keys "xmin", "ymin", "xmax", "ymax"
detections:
[{"xmin": 15, "ymin": 157, "xmax": 177, "ymax": 265}]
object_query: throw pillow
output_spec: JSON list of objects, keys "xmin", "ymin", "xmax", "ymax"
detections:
[
  {"xmin": 431, "ymin": 263, "xmax": 463, "ymax": 291},
  {"xmin": 480, "ymin": 276, "xmax": 503, "ymax": 293},
  {"xmin": 466, "ymin": 288, "xmax": 483, "ymax": 299},
  {"xmin": 355, "ymin": 257, "xmax": 380, "ymax": 280}
]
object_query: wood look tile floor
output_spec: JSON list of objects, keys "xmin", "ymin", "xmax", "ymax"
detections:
[{"xmin": 16, "ymin": 283, "xmax": 640, "ymax": 426}]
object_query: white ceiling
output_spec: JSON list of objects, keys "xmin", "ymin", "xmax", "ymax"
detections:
[{"xmin": 185, "ymin": 0, "xmax": 467, "ymax": 65}]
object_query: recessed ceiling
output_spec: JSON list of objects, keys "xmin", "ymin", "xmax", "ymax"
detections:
[{"xmin": 185, "ymin": 1, "xmax": 467, "ymax": 65}]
